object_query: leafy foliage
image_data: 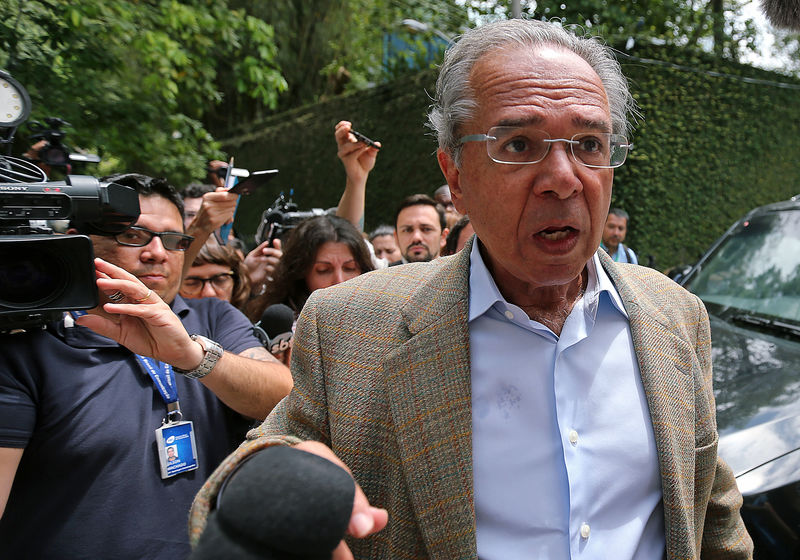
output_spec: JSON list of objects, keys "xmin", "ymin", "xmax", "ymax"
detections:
[{"xmin": 0, "ymin": 0, "xmax": 286, "ymax": 186}]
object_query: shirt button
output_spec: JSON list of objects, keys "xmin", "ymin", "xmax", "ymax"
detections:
[
  {"xmin": 504, "ymin": 310, "xmax": 514, "ymax": 320},
  {"xmin": 580, "ymin": 523, "xmax": 591, "ymax": 539},
  {"xmin": 568, "ymin": 430, "xmax": 579, "ymax": 445}
]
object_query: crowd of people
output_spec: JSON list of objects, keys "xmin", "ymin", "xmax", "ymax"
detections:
[{"xmin": 0, "ymin": 16, "xmax": 756, "ymax": 560}]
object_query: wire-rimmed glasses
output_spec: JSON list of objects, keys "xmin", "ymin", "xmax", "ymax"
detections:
[{"xmin": 459, "ymin": 126, "xmax": 632, "ymax": 169}]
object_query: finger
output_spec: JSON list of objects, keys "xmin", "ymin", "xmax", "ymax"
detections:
[
  {"xmin": 94, "ymin": 258, "xmax": 144, "ymax": 285},
  {"xmin": 331, "ymin": 540, "xmax": 354, "ymax": 560}
]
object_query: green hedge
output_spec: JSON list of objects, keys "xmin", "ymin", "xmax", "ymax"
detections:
[{"xmin": 222, "ymin": 44, "xmax": 800, "ymax": 272}]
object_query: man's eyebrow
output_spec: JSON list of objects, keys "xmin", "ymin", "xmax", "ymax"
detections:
[
  {"xmin": 572, "ymin": 117, "xmax": 611, "ymax": 132},
  {"xmin": 495, "ymin": 116, "xmax": 544, "ymax": 128}
]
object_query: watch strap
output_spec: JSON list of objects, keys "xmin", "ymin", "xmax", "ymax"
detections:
[{"xmin": 174, "ymin": 334, "xmax": 223, "ymax": 379}]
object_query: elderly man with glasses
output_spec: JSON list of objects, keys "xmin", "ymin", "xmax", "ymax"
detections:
[
  {"xmin": 0, "ymin": 173, "xmax": 292, "ymax": 559},
  {"xmin": 191, "ymin": 19, "xmax": 751, "ymax": 559}
]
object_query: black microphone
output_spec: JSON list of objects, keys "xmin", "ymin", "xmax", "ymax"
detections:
[
  {"xmin": 253, "ymin": 303, "xmax": 294, "ymax": 357},
  {"xmin": 191, "ymin": 445, "xmax": 355, "ymax": 560},
  {"xmin": 761, "ymin": 0, "xmax": 800, "ymax": 29}
]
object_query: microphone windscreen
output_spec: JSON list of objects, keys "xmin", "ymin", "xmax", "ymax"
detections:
[
  {"xmin": 761, "ymin": 0, "xmax": 800, "ymax": 29},
  {"xmin": 258, "ymin": 303, "xmax": 295, "ymax": 340},
  {"xmin": 191, "ymin": 445, "xmax": 355, "ymax": 560}
]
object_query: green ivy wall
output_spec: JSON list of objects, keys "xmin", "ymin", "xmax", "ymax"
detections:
[{"xmin": 222, "ymin": 44, "xmax": 800, "ymax": 271}]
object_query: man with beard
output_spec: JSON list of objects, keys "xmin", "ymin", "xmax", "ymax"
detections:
[{"xmin": 391, "ymin": 194, "xmax": 449, "ymax": 265}]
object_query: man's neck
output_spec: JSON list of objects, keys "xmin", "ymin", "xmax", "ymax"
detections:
[{"xmin": 478, "ymin": 244, "xmax": 587, "ymax": 336}]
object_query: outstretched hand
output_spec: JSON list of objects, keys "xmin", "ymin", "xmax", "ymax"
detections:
[
  {"xmin": 187, "ymin": 187, "xmax": 239, "ymax": 236},
  {"xmin": 76, "ymin": 258, "xmax": 203, "ymax": 370},
  {"xmin": 294, "ymin": 441, "xmax": 389, "ymax": 560},
  {"xmin": 244, "ymin": 238, "xmax": 283, "ymax": 288}
]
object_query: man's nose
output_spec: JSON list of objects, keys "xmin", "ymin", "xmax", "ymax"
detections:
[
  {"xmin": 532, "ymin": 141, "xmax": 583, "ymax": 199},
  {"xmin": 141, "ymin": 236, "xmax": 169, "ymax": 261},
  {"xmin": 200, "ymin": 281, "xmax": 217, "ymax": 298}
]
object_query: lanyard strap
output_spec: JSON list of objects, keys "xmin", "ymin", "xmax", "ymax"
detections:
[{"xmin": 135, "ymin": 354, "xmax": 178, "ymax": 405}]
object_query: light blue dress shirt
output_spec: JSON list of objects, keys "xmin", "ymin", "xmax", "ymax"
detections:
[
  {"xmin": 601, "ymin": 242, "xmax": 638, "ymax": 264},
  {"xmin": 469, "ymin": 241, "xmax": 665, "ymax": 559}
]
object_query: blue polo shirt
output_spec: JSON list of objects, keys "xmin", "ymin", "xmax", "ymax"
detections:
[{"xmin": 0, "ymin": 296, "xmax": 260, "ymax": 559}]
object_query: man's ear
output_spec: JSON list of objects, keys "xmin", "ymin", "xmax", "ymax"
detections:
[
  {"xmin": 66, "ymin": 227, "xmax": 79, "ymax": 235},
  {"xmin": 440, "ymin": 227, "xmax": 450, "ymax": 250},
  {"xmin": 437, "ymin": 149, "xmax": 465, "ymax": 214}
]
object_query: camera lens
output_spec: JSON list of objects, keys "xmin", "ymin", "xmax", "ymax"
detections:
[{"xmin": 0, "ymin": 245, "xmax": 66, "ymax": 308}]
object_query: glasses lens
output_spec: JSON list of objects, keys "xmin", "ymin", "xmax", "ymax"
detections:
[
  {"xmin": 486, "ymin": 126, "xmax": 550, "ymax": 164},
  {"xmin": 211, "ymin": 273, "xmax": 234, "ymax": 290},
  {"xmin": 571, "ymin": 133, "xmax": 629, "ymax": 168},
  {"xmin": 160, "ymin": 233, "xmax": 193, "ymax": 251},
  {"xmin": 116, "ymin": 227, "xmax": 152, "ymax": 246},
  {"xmin": 181, "ymin": 278, "xmax": 203, "ymax": 294}
]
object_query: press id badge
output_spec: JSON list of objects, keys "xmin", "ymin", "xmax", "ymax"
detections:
[{"xmin": 155, "ymin": 420, "xmax": 199, "ymax": 479}]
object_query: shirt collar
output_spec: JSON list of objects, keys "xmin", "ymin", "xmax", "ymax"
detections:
[{"xmin": 468, "ymin": 240, "xmax": 628, "ymax": 322}]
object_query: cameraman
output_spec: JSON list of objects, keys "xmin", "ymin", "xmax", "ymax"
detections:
[{"xmin": 0, "ymin": 173, "xmax": 292, "ymax": 559}]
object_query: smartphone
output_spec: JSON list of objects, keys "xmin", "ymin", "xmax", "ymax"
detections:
[
  {"xmin": 227, "ymin": 169, "xmax": 279, "ymax": 195},
  {"xmin": 351, "ymin": 130, "xmax": 380, "ymax": 150}
]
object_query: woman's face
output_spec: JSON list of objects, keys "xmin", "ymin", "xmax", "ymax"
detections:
[
  {"xmin": 180, "ymin": 262, "xmax": 235, "ymax": 302},
  {"xmin": 305, "ymin": 241, "xmax": 363, "ymax": 293}
]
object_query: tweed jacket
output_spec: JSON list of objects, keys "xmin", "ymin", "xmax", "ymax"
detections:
[{"xmin": 190, "ymin": 238, "xmax": 753, "ymax": 559}]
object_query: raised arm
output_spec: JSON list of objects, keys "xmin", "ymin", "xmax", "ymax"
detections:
[
  {"xmin": 76, "ymin": 259, "xmax": 293, "ymax": 420},
  {"xmin": 334, "ymin": 120, "xmax": 380, "ymax": 231}
]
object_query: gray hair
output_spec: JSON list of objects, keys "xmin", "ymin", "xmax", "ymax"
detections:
[{"xmin": 428, "ymin": 19, "xmax": 638, "ymax": 161}]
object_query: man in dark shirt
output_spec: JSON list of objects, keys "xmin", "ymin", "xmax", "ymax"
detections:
[{"xmin": 0, "ymin": 173, "xmax": 292, "ymax": 559}]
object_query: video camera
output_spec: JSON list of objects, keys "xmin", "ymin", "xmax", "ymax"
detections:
[
  {"xmin": 254, "ymin": 192, "xmax": 329, "ymax": 247},
  {"xmin": 0, "ymin": 72, "xmax": 139, "ymax": 332},
  {"xmin": 26, "ymin": 117, "xmax": 101, "ymax": 170}
]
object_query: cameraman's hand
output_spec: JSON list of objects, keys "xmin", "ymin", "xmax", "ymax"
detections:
[
  {"xmin": 186, "ymin": 187, "xmax": 238, "ymax": 237},
  {"xmin": 244, "ymin": 238, "xmax": 283, "ymax": 288},
  {"xmin": 76, "ymin": 259, "xmax": 204, "ymax": 370},
  {"xmin": 335, "ymin": 120, "xmax": 380, "ymax": 186}
]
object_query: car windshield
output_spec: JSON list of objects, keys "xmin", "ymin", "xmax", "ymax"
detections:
[{"xmin": 683, "ymin": 209, "xmax": 800, "ymax": 324}]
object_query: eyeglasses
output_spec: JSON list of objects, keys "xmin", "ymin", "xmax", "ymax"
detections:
[
  {"xmin": 459, "ymin": 126, "xmax": 632, "ymax": 169},
  {"xmin": 181, "ymin": 271, "xmax": 235, "ymax": 295},
  {"xmin": 114, "ymin": 226, "xmax": 194, "ymax": 251}
]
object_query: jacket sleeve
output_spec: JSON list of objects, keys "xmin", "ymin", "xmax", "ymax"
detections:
[
  {"xmin": 188, "ymin": 294, "xmax": 329, "ymax": 547},
  {"xmin": 694, "ymin": 295, "xmax": 754, "ymax": 558}
]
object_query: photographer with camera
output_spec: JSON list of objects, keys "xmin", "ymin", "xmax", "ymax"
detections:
[
  {"xmin": 243, "ymin": 120, "xmax": 382, "ymax": 296},
  {"xmin": 0, "ymin": 173, "xmax": 292, "ymax": 559}
]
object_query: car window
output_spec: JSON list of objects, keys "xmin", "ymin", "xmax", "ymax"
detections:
[{"xmin": 684, "ymin": 209, "xmax": 800, "ymax": 323}]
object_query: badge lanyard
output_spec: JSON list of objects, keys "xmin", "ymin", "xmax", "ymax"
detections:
[{"xmin": 135, "ymin": 354, "xmax": 199, "ymax": 479}]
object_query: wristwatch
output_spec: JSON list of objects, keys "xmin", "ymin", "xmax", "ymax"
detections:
[{"xmin": 173, "ymin": 334, "xmax": 223, "ymax": 379}]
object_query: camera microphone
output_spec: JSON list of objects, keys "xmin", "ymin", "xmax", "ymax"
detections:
[{"xmin": 253, "ymin": 303, "xmax": 294, "ymax": 357}]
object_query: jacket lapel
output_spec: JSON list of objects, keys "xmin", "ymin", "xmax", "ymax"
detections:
[
  {"xmin": 599, "ymin": 252, "xmax": 698, "ymax": 558},
  {"xmin": 384, "ymin": 241, "xmax": 477, "ymax": 559}
]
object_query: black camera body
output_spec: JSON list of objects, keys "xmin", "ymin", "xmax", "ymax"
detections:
[
  {"xmin": 27, "ymin": 117, "xmax": 101, "ymax": 168},
  {"xmin": 0, "ymin": 174, "xmax": 139, "ymax": 332},
  {"xmin": 254, "ymin": 193, "xmax": 328, "ymax": 246}
]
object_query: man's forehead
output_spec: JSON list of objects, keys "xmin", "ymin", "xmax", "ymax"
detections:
[
  {"xmin": 397, "ymin": 205, "xmax": 439, "ymax": 226},
  {"xmin": 136, "ymin": 194, "xmax": 183, "ymax": 231},
  {"xmin": 468, "ymin": 43, "xmax": 610, "ymax": 128}
]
